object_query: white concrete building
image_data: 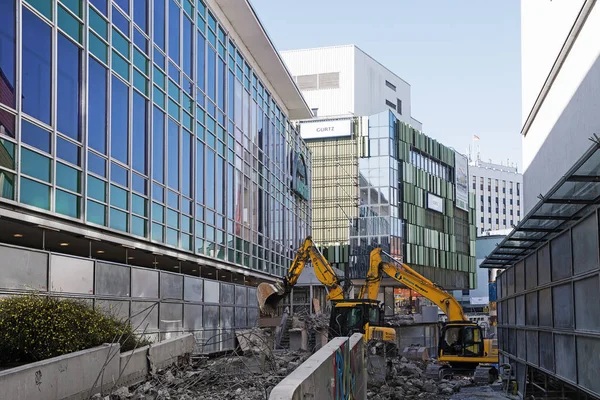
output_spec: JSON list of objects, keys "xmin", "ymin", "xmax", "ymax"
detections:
[
  {"xmin": 280, "ymin": 45, "xmax": 422, "ymax": 129},
  {"xmin": 469, "ymin": 157, "xmax": 523, "ymax": 235},
  {"xmin": 521, "ymin": 0, "xmax": 600, "ymax": 214}
]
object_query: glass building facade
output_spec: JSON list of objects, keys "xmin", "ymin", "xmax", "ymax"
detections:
[
  {"xmin": 0, "ymin": 0, "xmax": 311, "ymax": 278},
  {"xmin": 307, "ymin": 111, "xmax": 476, "ymax": 289}
]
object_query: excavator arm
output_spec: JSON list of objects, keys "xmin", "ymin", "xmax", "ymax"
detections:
[
  {"xmin": 361, "ymin": 248, "xmax": 467, "ymax": 322},
  {"xmin": 257, "ymin": 236, "xmax": 346, "ymax": 315}
]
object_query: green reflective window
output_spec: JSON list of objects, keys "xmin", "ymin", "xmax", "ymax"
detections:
[
  {"xmin": 166, "ymin": 228, "xmax": 178, "ymax": 246},
  {"xmin": 195, "ymin": 221, "xmax": 204, "ymax": 236},
  {"xmin": 168, "ymin": 79, "xmax": 180, "ymax": 102},
  {"xmin": 134, "ymin": 49, "xmax": 149, "ymax": 74},
  {"xmin": 196, "ymin": 123, "xmax": 204, "ymax": 140},
  {"xmin": 87, "ymin": 200, "xmax": 106, "ymax": 225},
  {"xmin": 184, "ymin": 0, "xmax": 193, "ymax": 16},
  {"xmin": 131, "ymin": 215, "xmax": 147, "ymax": 237},
  {"xmin": 181, "ymin": 233, "xmax": 192, "ymax": 251},
  {"xmin": 183, "ymin": 94, "xmax": 193, "ymax": 113},
  {"xmin": 133, "ymin": 70, "xmax": 148, "ymax": 96},
  {"xmin": 89, "ymin": 33, "xmax": 108, "ymax": 63},
  {"xmin": 58, "ymin": 5, "xmax": 82, "ymax": 43},
  {"xmin": 112, "ymin": 28, "xmax": 130, "ymax": 58},
  {"xmin": 0, "ymin": 139, "xmax": 16, "ymax": 170},
  {"xmin": 0, "ymin": 170, "xmax": 15, "ymax": 200},
  {"xmin": 152, "ymin": 202, "xmax": 164, "ymax": 222},
  {"xmin": 152, "ymin": 222, "xmax": 163, "ymax": 242},
  {"xmin": 182, "ymin": 112, "xmax": 192, "ymax": 131},
  {"xmin": 20, "ymin": 177, "xmax": 50, "ymax": 210},
  {"xmin": 132, "ymin": 193, "xmax": 147, "ymax": 216},
  {"xmin": 110, "ymin": 184, "xmax": 128, "ymax": 209},
  {"xmin": 168, "ymin": 99, "xmax": 179, "ymax": 120},
  {"xmin": 112, "ymin": 51, "xmax": 129, "ymax": 80},
  {"xmin": 167, "ymin": 208, "xmax": 179, "ymax": 229},
  {"xmin": 153, "ymin": 86, "xmax": 165, "ymax": 108},
  {"xmin": 197, "ymin": 107, "xmax": 205, "ymax": 124},
  {"xmin": 26, "ymin": 0, "xmax": 52, "ymax": 20},
  {"xmin": 110, "ymin": 207, "xmax": 128, "ymax": 232},
  {"xmin": 181, "ymin": 215, "xmax": 192, "ymax": 233},
  {"xmin": 89, "ymin": 7, "xmax": 107, "ymax": 38},
  {"xmin": 206, "ymin": 115, "xmax": 215, "ymax": 133},
  {"xmin": 197, "ymin": 0, "xmax": 205, "ymax": 16},
  {"xmin": 56, "ymin": 190, "xmax": 80, "ymax": 218},
  {"xmin": 61, "ymin": 0, "xmax": 82, "ymax": 17},
  {"xmin": 56, "ymin": 162, "xmax": 81, "ymax": 193},
  {"xmin": 153, "ymin": 66, "xmax": 165, "ymax": 89},
  {"xmin": 88, "ymin": 175, "xmax": 107, "ymax": 202},
  {"xmin": 21, "ymin": 148, "xmax": 51, "ymax": 182}
]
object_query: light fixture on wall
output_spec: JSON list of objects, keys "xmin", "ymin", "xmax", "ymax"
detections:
[
  {"xmin": 13, "ymin": 233, "xmax": 23, "ymax": 238},
  {"xmin": 59, "ymin": 242, "xmax": 69, "ymax": 247}
]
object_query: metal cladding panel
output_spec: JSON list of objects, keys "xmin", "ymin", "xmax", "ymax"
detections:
[
  {"xmin": 220, "ymin": 306, "xmax": 234, "ymax": 329},
  {"xmin": 235, "ymin": 285, "xmax": 247, "ymax": 305},
  {"xmin": 539, "ymin": 331, "xmax": 555, "ymax": 372},
  {"xmin": 552, "ymin": 283, "xmax": 573, "ymax": 329},
  {"xmin": 235, "ymin": 307, "xmax": 246, "ymax": 328},
  {"xmin": 183, "ymin": 304, "xmax": 202, "ymax": 330},
  {"xmin": 515, "ymin": 260, "xmax": 525, "ymax": 293},
  {"xmin": 517, "ymin": 329, "xmax": 526, "ymax": 359},
  {"xmin": 204, "ymin": 280, "xmax": 220, "ymax": 303},
  {"xmin": 96, "ymin": 262, "xmax": 130, "ymax": 297},
  {"xmin": 525, "ymin": 292, "xmax": 538, "ymax": 326},
  {"xmin": 537, "ymin": 243, "xmax": 551, "ymax": 285},
  {"xmin": 538, "ymin": 288, "xmax": 553, "ymax": 327},
  {"xmin": 183, "ymin": 276, "xmax": 203, "ymax": 302},
  {"xmin": 0, "ymin": 245, "xmax": 48, "ymax": 291},
  {"xmin": 220, "ymin": 283, "xmax": 234, "ymax": 304},
  {"xmin": 577, "ymin": 336, "xmax": 600, "ymax": 394},
  {"xmin": 551, "ymin": 231, "xmax": 572, "ymax": 281},
  {"xmin": 96, "ymin": 299, "xmax": 130, "ymax": 322},
  {"xmin": 159, "ymin": 302, "xmax": 183, "ymax": 332},
  {"xmin": 508, "ymin": 297, "xmax": 516, "ymax": 325},
  {"xmin": 203, "ymin": 305, "xmax": 219, "ymax": 329},
  {"xmin": 509, "ymin": 328, "xmax": 517, "ymax": 355},
  {"xmin": 50, "ymin": 255, "xmax": 94, "ymax": 294},
  {"xmin": 131, "ymin": 301, "xmax": 159, "ymax": 331},
  {"xmin": 572, "ymin": 213, "xmax": 600, "ymax": 274},
  {"xmin": 160, "ymin": 272, "xmax": 183, "ymax": 300},
  {"xmin": 525, "ymin": 253, "xmax": 538, "ymax": 290},
  {"xmin": 574, "ymin": 275, "xmax": 600, "ymax": 331},
  {"xmin": 526, "ymin": 330, "xmax": 538, "ymax": 365},
  {"xmin": 554, "ymin": 334, "xmax": 576, "ymax": 383},
  {"xmin": 131, "ymin": 268, "xmax": 159, "ymax": 298},
  {"xmin": 516, "ymin": 295, "xmax": 525, "ymax": 326}
]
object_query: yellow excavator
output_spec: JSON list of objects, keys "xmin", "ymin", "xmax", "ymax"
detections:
[
  {"xmin": 257, "ymin": 236, "xmax": 397, "ymax": 350},
  {"xmin": 363, "ymin": 248, "xmax": 499, "ymax": 383}
]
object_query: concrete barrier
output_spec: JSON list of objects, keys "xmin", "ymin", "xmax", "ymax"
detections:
[
  {"xmin": 0, "ymin": 334, "xmax": 196, "ymax": 400},
  {"xmin": 269, "ymin": 333, "xmax": 366, "ymax": 400},
  {"xmin": 0, "ymin": 343, "xmax": 120, "ymax": 400}
]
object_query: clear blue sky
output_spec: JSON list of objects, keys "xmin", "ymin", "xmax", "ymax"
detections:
[{"xmin": 250, "ymin": 0, "xmax": 523, "ymax": 170}]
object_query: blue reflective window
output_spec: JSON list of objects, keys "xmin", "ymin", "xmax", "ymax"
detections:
[
  {"xmin": 154, "ymin": 47, "xmax": 165, "ymax": 69},
  {"xmin": 183, "ymin": 15, "xmax": 192, "ymax": 78},
  {"xmin": 167, "ymin": 189, "xmax": 178, "ymax": 208},
  {"xmin": 88, "ymin": 152, "xmax": 106, "ymax": 177},
  {"xmin": 168, "ymin": 61, "xmax": 179, "ymax": 83},
  {"xmin": 197, "ymin": 32, "xmax": 205, "ymax": 92},
  {"xmin": 168, "ymin": 0, "xmax": 180, "ymax": 63},
  {"xmin": 227, "ymin": 164, "xmax": 234, "ymax": 218},
  {"xmin": 57, "ymin": 34, "xmax": 81, "ymax": 141},
  {"xmin": 90, "ymin": 0, "xmax": 107, "ymax": 14},
  {"xmin": 57, "ymin": 136, "xmax": 80, "ymax": 165},
  {"xmin": 134, "ymin": 0, "xmax": 148, "ymax": 32},
  {"xmin": 114, "ymin": 0, "xmax": 129, "ymax": 14},
  {"xmin": 207, "ymin": 11, "xmax": 216, "ymax": 32},
  {"xmin": 132, "ymin": 173, "xmax": 146, "ymax": 194},
  {"xmin": 87, "ymin": 200, "xmax": 106, "ymax": 225},
  {"xmin": 216, "ymin": 156, "xmax": 223, "ymax": 214},
  {"xmin": 207, "ymin": 46, "xmax": 215, "ymax": 101},
  {"xmin": 111, "ymin": 162, "xmax": 128, "ymax": 186},
  {"xmin": 88, "ymin": 58, "xmax": 107, "ymax": 153},
  {"xmin": 228, "ymin": 71, "xmax": 234, "ymax": 117},
  {"xmin": 110, "ymin": 208, "xmax": 128, "ymax": 232},
  {"xmin": 112, "ymin": 6, "xmax": 129, "ymax": 35},
  {"xmin": 56, "ymin": 190, "xmax": 80, "ymax": 218},
  {"xmin": 111, "ymin": 76, "xmax": 129, "ymax": 164},
  {"xmin": 153, "ymin": 0, "xmax": 165, "ymax": 49},
  {"xmin": 152, "ymin": 182, "xmax": 164, "ymax": 202},
  {"xmin": 182, "ymin": 129, "xmax": 191, "ymax": 196},
  {"xmin": 21, "ymin": 120, "xmax": 50, "ymax": 153},
  {"xmin": 217, "ymin": 58, "xmax": 225, "ymax": 111},
  {"xmin": 22, "ymin": 9, "xmax": 51, "ymax": 125},
  {"xmin": 132, "ymin": 92, "xmax": 147, "ymax": 174},
  {"xmin": 152, "ymin": 107, "xmax": 164, "ymax": 183},
  {"xmin": 0, "ymin": 1, "xmax": 16, "ymax": 109},
  {"xmin": 134, "ymin": 28, "xmax": 148, "ymax": 53},
  {"xmin": 21, "ymin": 177, "xmax": 50, "ymax": 210},
  {"xmin": 205, "ymin": 148, "xmax": 214, "ymax": 208},
  {"xmin": 167, "ymin": 119, "xmax": 179, "ymax": 190},
  {"xmin": 196, "ymin": 140, "xmax": 204, "ymax": 204},
  {"xmin": 21, "ymin": 148, "xmax": 51, "ymax": 182}
]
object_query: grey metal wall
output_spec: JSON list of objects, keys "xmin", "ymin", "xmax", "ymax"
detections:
[
  {"xmin": 0, "ymin": 243, "xmax": 259, "ymax": 354},
  {"xmin": 496, "ymin": 210, "xmax": 600, "ymax": 398}
]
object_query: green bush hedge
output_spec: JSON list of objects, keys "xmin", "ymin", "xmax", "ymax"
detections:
[{"xmin": 0, "ymin": 294, "xmax": 150, "ymax": 364}]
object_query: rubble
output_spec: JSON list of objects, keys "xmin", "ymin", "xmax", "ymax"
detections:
[
  {"xmin": 384, "ymin": 314, "xmax": 415, "ymax": 326},
  {"xmin": 367, "ymin": 355, "xmax": 474, "ymax": 400}
]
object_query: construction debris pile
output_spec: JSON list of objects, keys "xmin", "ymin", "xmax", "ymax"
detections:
[
  {"xmin": 367, "ymin": 356, "xmax": 473, "ymax": 400},
  {"xmin": 94, "ymin": 329, "xmax": 310, "ymax": 400},
  {"xmin": 384, "ymin": 314, "xmax": 415, "ymax": 326}
]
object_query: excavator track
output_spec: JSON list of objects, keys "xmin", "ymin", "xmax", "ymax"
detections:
[
  {"xmin": 473, "ymin": 365, "xmax": 499, "ymax": 384},
  {"xmin": 425, "ymin": 363, "xmax": 453, "ymax": 381}
]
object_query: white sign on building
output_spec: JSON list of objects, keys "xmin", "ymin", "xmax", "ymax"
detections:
[
  {"xmin": 427, "ymin": 193, "xmax": 444, "ymax": 213},
  {"xmin": 299, "ymin": 119, "xmax": 352, "ymax": 140},
  {"xmin": 455, "ymin": 152, "xmax": 469, "ymax": 211}
]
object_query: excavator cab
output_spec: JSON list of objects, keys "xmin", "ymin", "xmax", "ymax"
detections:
[
  {"xmin": 327, "ymin": 300, "xmax": 383, "ymax": 340},
  {"xmin": 439, "ymin": 322, "xmax": 485, "ymax": 358}
]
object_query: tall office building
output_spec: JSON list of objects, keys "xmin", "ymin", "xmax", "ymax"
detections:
[
  {"xmin": 469, "ymin": 157, "xmax": 523, "ymax": 236},
  {"xmin": 482, "ymin": 1, "xmax": 600, "ymax": 397},
  {"xmin": 0, "ymin": 0, "xmax": 313, "ymax": 283}
]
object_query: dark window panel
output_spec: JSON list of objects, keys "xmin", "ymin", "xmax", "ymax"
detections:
[
  {"xmin": 21, "ymin": 119, "xmax": 51, "ymax": 153},
  {"xmin": 110, "ymin": 76, "xmax": 129, "ymax": 164},
  {"xmin": 196, "ymin": 140, "xmax": 204, "ymax": 204},
  {"xmin": 0, "ymin": 0, "xmax": 16, "ymax": 110},
  {"xmin": 167, "ymin": 119, "xmax": 179, "ymax": 190},
  {"xmin": 153, "ymin": 0, "xmax": 165, "ymax": 50},
  {"xmin": 134, "ymin": 0, "xmax": 148, "ymax": 32},
  {"xmin": 112, "ymin": 6, "xmax": 130, "ymax": 35},
  {"xmin": 57, "ymin": 34, "xmax": 81, "ymax": 141},
  {"xmin": 152, "ymin": 107, "xmax": 165, "ymax": 183},
  {"xmin": 22, "ymin": 9, "xmax": 52, "ymax": 125},
  {"xmin": 132, "ymin": 92, "xmax": 148, "ymax": 174},
  {"xmin": 182, "ymin": 129, "xmax": 191, "ymax": 196},
  {"xmin": 88, "ymin": 57, "xmax": 107, "ymax": 153},
  {"xmin": 168, "ymin": 0, "xmax": 180, "ymax": 64},
  {"xmin": 183, "ymin": 15, "xmax": 193, "ymax": 78},
  {"xmin": 207, "ymin": 46, "xmax": 216, "ymax": 102}
]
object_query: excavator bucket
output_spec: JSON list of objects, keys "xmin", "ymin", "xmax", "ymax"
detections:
[{"xmin": 257, "ymin": 282, "xmax": 286, "ymax": 316}]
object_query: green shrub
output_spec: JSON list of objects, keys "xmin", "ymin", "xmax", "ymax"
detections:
[{"xmin": 0, "ymin": 294, "xmax": 150, "ymax": 364}]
